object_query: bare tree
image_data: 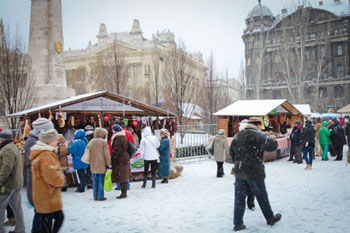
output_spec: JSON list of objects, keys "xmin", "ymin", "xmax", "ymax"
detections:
[
  {"xmin": 238, "ymin": 58, "xmax": 246, "ymax": 100},
  {"xmin": 150, "ymin": 38, "xmax": 162, "ymax": 106},
  {"xmin": 202, "ymin": 52, "xmax": 217, "ymax": 124},
  {"xmin": 0, "ymin": 22, "xmax": 35, "ymax": 129},
  {"xmin": 66, "ymin": 65, "xmax": 89, "ymax": 95},
  {"xmin": 111, "ymin": 39, "xmax": 129, "ymax": 94}
]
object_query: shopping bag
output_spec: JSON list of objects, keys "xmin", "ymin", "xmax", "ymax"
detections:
[
  {"xmin": 81, "ymin": 148, "xmax": 90, "ymax": 164},
  {"xmin": 104, "ymin": 170, "xmax": 112, "ymax": 192}
]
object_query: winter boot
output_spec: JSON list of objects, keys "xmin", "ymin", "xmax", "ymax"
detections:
[
  {"xmin": 117, "ymin": 183, "xmax": 127, "ymax": 199},
  {"xmin": 152, "ymin": 177, "xmax": 156, "ymax": 188},
  {"xmin": 161, "ymin": 178, "xmax": 168, "ymax": 183},
  {"xmin": 267, "ymin": 213, "xmax": 282, "ymax": 226},
  {"xmin": 233, "ymin": 224, "xmax": 246, "ymax": 231},
  {"xmin": 141, "ymin": 177, "xmax": 147, "ymax": 188},
  {"xmin": 4, "ymin": 217, "xmax": 16, "ymax": 226}
]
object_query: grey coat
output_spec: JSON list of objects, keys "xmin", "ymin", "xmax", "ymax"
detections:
[
  {"xmin": 25, "ymin": 131, "xmax": 39, "ymax": 206},
  {"xmin": 213, "ymin": 135, "xmax": 229, "ymax": 162}
]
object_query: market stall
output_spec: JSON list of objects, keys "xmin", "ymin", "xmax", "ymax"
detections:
[
  {"xmin": 8, "ymin": 91, "xmax": 178, "ymax": 180},
  {"xmin": 213, "ymin": 99, "xmax": 303, "ymax": 161}
]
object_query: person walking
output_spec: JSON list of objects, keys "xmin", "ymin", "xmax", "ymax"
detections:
[
  {"xmin": 319, "ymin": 121, "xmax": 331, "ymax": 161},
  {"xmin": 213, "ymin": 129, "xmax": 229, "ymax": 178},
  {"xmin": 30, "ymin": 129, "xmax": 65, "ymax": 233},
  {"xmin": 111, "ymin": 124, "xmax": 130, "ymax": 199},
  {"xmin": 158, "ymin": 129, "xmax": 170, "ymax": 184},
  {"xmin": 68, "ymin": 129, "xmax": 89, "ymax": 193},
  {"xmin": 0, "ymin": 130, "xmax": 25, "ymax": 233},
  {"xmin": 86, "ymin": 128, "xmax": 111, "ymax": 201},
  {"xmin": 302, "ymin": 120, "xmax": 316, "ymax": 169},
  {"xmin": 140, "ymin": 127, "xmax": 160, "ymax": 188},
  {"xmin": 331, "ymin": 120, "xmax": 347, "ymax": 161},
  {"xmin": 345, "ymin": 119, "xmax": 350, "ymax": 148},
  {"xmin": 24, "ymin": 117, "xmax": 54, "ymax": 233},
  {"xmin": 230, "ymin": 117, "xmax": 281, "ymax": 231},
  {"xmin": 289, "ymin": 121, "xmax": 303, "ymax": 163}
]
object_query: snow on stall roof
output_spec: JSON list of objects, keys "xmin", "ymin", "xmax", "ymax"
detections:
[
  {"xmin": 294, "ymin": 104, "xmax": 312, "ymax": 116},
  {"xmin": 213, "ymin": 99, "xmax": 294, "ymax": 116}
]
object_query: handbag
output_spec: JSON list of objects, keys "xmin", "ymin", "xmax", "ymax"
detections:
[
  {"xmin": 127, "ymin": 141, "xmax": 138, "ymax": 158},
  {"xmin": 81, "ymin": 148, "xmax": 90, "ymax": 164},
  {"xmin": 104, "ymin": 170, "xmax": 112, "ymax": 192}
]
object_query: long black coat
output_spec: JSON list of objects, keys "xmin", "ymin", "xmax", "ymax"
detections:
[
  {"xmin": 302, "ymin": 121, "xmax": 316, "ymax": 149},
  {"xmin": 332, "ymin": 124, "xmax": 346, "ymax": 147},
  {"xmin": 111, "ymin": 132, "xmax": 131, "ymax": 183},
  {"xmin": 230, "ymin": 124, "xmax": 277, "ymax": 181}
]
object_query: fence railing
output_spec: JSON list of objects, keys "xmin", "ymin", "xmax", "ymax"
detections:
[{"xmin": 174, "ymin": 124, "xmax": 217, "ymax": 160}]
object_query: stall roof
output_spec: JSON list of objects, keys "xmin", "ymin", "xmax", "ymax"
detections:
[
  {"xmin": 338, "ymin": 104, "xmax": 350, "ymax": 114},
  {"xmin": 294, "ymin": 104, "xmax": 312, "ymax": 116},
  {"xmin": 213, "ymin": 99, "xmax": 301, "ymax": 116},
  {"xmin": 7, "ymin": 91, "xmax": 176, "ymax": 117}
]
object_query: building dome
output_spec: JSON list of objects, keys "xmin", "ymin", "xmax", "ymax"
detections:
[{"xmin": 247, "ymin": 4, "xmax": 273, "ymax": 18}]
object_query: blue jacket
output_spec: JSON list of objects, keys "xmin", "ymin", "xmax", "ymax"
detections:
[
  {"xmin": 158, "ymin": 137, "xmax": 170, "ymax": 177},
  {"xmin": 68, "ymin": 129, "xmax": 89, "ymax": 170}
]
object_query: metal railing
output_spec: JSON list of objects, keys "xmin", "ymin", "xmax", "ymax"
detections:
[{"xmin": 174, "ymin": 124, "xmax": 217, "ymax": 160}]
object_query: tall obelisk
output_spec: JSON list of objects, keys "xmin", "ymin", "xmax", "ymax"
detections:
[{"xmin": 28, "ymin": 0, "xmax": 75, "ymax": 107}]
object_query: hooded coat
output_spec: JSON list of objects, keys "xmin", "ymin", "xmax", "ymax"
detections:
[
  {"xmin": 158, "ymin": 136, "xmax": 170, "ymax": 177},
  {"xmin": 140, "ymin": 127, "xmax": 160, "ymax": 161},
  {"xmin": 0, "ymin": 140, "xmax": 23, "ymax": 194},
  {"xmin": 111, "ymin": 130, "xmax": 131, "ymax": 183},
  {"xmin": 213, "ymin": 134, "xmax": 229, "ymax": 162},
  {"xmin": 30, "ymin": 141, "xmax": 65, "ymax": 214},
  {"xmin": 319, "ymin": 121, "xmax": 331, "ymax": 145},
  {"xmin": 87, "ymin": 128, "xmax": 111, "ymax": 174},
  {"xmin": 68, "ymin": 129, "xmax": 89, "ymax": 170},
  {"xmin": 230, "ymin": 123, "xmax": 277, "ymax": 181}
]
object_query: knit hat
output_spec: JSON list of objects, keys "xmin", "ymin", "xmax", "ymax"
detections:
[
  {"xmin": 39, "ymin": 129, "xmax": 58, "ymax": 144},
  {"xmin": 0, "ymin": 130, "xmax": 13, "ymax": 141},
  {"xmin": 84, "ymin": 125, "xmax": 94, "ymax": 132},
  {"xmin": 218, "ymin": 129, "xmax": 225, "ymax": 135},
  {"xmin": 295, "ymin": 120, "xmax": 301, "ymax": 125},
  {"xmin": 112, "ymin": 124, "xmax": 123, "ymax": 132},
  {"xmin": 32, "ymin": 118, "xmax": 54, "ymax": 132}
]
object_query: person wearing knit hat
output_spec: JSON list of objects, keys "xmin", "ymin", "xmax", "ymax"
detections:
[
  {"xmin": 0, "ymin": 129, "xmax": 25, "ymax": 233},
  {"xmin": 24, "ymin": 117, "xmax": 55, "ymax": 233},
  {"xmin": 112, "ymin": 124, "xmax": 123, "ymax": 132},
  {"xmin": 30, "ymin": 129, "xmax": 65, "ymax": 233}
]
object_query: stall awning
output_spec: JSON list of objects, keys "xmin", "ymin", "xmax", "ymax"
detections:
[
  {"xmin": 213, "ymin": 99, "xmax": 301, "ymax": 117},
  {"xmin": 7, "ymin": 91, "xmax": 176, "ymax": 117},
  {"xmin": 338, "ymin": 104, "xmax": 350, "ymax": 114},
  {"xmin": 294, "ymin": 104, "xmax": 312, "ymax": 116}
]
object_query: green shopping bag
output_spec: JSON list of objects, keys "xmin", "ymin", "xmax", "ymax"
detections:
[{"xmin": 104, "ymin": 170, "xmax": 112, "ymax": 192}]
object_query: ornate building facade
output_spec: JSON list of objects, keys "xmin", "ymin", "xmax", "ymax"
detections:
[
  {"xmin": 243, "ymin": 0, "xmax": 350, "ymax": 112},
  {"xmin": 64, "ymin": 19, "xmax": 206, "ymax": 105}
]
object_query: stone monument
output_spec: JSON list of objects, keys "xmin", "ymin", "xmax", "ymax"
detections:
[{"xmin": 28, "ymin": 0, "xmax": 75, "ymax": 107}]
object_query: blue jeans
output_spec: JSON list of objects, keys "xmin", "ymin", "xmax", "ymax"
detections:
[
  {"xmin": 93, "ymin": 174, "xmax": 105, "ymax": 199},
  {"xmin": 234, "ymin": 179, "xmax": 274, "ymax": 226},
  {"xmin": 303, "ymin": 147, "xmax": 314, "ymax": 165}
]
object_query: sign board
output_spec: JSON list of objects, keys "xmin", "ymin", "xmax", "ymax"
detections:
[{"xmin": 61, "ymin": 97, "xmax": 144, "ymax": 112}]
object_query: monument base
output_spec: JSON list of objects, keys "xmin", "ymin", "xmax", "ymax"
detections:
[{"xmin": 32, "ymin": 85, "xmax": 76, "ymax": 107}]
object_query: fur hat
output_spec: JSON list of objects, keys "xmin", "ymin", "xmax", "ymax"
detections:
[
  {"xmin": 112, "ymin": 124, "xmax": 123, "ymax": 132},
  {"xmin": 218, "ymin": 129, "xmax": 225, "ymax": 135},
  {"xmin": 32, "ymin": 118, "xmax": 54, "ymax": 132},
  {"xmin": 39, "ymin": 129, "xmax": 58, "ymax": 144},
  {"xmin": 0, "ymin": 130, "xmax": 13, "ymax": 141}
]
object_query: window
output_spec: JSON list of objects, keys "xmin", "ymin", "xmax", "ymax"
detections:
[
  {"xmin": 319, "ymin": 87, "xmax": 327, "ymax": 98},
  {"xmin": 144, "ymin": 65, "xmax": 150, "ymax": 75},
  {"xmin": 305, "ymin": 50, "xmax": 311, "ymax": 60},
  {"xmin": 336, "ymin": 45, "xmax": 343, "ymax": 56},
  {"xmin": 321, "ymin": 66, "xmax": 328, "ymax": 79},
  {"xmin": 306, "ymin": 71, "xmax": 312, "ymax": 80},
  {"xmin": 335, "ymin": 65, "xmax": 344, "ymax": 78},
  {"xmin": 272, "ymin": 90, "xmax": 281, "ymax": 99},
  {"xmin": 334, "ymin": 28, "xmax": 347, "ymax": 36},
  {"xmin": 334, "ymin": 86, "xmax": 343, "ymax": 98}
]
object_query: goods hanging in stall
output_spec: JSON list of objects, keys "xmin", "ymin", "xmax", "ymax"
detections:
[
  {"xmin": 213, "ymin": 99, "xmax": 303, "ymax": 161},
  {"xmin": 8, "ymin": 91, "xmax": 178, "ymax": 180}
]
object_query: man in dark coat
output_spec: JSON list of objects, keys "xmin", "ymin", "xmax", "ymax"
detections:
[
  {"xmin": 289, "ymin": 121, "xmax": 303, "ymax": 163},
  {"xmin": 302, "ymin": 120, "xmax": 316, "ymax": 169},
  {"xmin": 331, "ymin": 120, "xmax": 347, "ymax": 161},
  {"xmin": 230, "ymin": 117, "xmax": 281, "ymax": 231},
  {"xmin": 24, "ymin": 118, "xmax": 54, "ymax": 233},
  {"xmin": 345, "ymin": 120, "xmax": 350, "ymax": 148}
]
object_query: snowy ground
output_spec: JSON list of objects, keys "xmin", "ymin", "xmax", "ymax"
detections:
[{"xmin": 14, "ymin": 147, "xmax": 350, "ymax": 233}]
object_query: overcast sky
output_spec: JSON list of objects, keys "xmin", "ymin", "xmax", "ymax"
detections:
[{"xmin": 1, "ymin": 0, "xmax": 324, "ymax": 79}]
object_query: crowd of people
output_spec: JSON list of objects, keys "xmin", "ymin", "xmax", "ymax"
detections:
[{"xmin": 0, "ymin": 118, "xmax": 171, "ymax": 233}]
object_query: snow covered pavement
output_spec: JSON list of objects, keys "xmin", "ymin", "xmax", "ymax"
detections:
[{"xmin": 20, "ymin": 150, "xmax": 350, "ymax": 233}]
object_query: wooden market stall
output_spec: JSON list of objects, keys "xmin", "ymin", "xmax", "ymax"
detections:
[
  {"xmin": 8, "ymin": 91, "xmax": 177, "ymax": 180},
  {"xmin": 213, "ymin": 99, "xmax": 303, "ymax": 161}
]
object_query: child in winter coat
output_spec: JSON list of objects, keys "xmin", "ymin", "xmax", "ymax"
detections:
[
  {"xmin": 30, "ymin": 129, "xmax": 65, "ymax": 233},
  {"xmin": 68, "ymin": 129, "xmax": 89, "ymax": 192}
]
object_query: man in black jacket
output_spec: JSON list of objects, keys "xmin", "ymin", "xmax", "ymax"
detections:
[
  {"xmin": 289, "ymin": 121, "xmax": 303, "ymax": 163},
  {"xmin": 345, "ymin": 120, "xmax": 350, "ymax": 148},
  {"xmin": 331, "ymin": 120, "xmax": 347, "ymax": 160},
  {"xmin": 302, "ymin": 120, "xmax": 316, "ymax": 169},
  {"xmin": 230, "ymin": 117, "xmax": 281, "ymax": 231}
]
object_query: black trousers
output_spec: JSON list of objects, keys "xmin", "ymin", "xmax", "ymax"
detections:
[
  {"xmin": 334, "ymin": 145, "xmax": 344, "ymax": 160},
  {"xmin": 216, "ymin": 161, "xmax": 224, "ymax": 177},
  {"xmin": 6, "ymin": 204, "xmax": 14, "ymax": 219},
  {"xmin": 39, "ymin": 210, "xmax": 64, "ymax": 233},
  {"xmin": 144, "ymin": 160, "xmax": 157, "ymax": 179}
]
